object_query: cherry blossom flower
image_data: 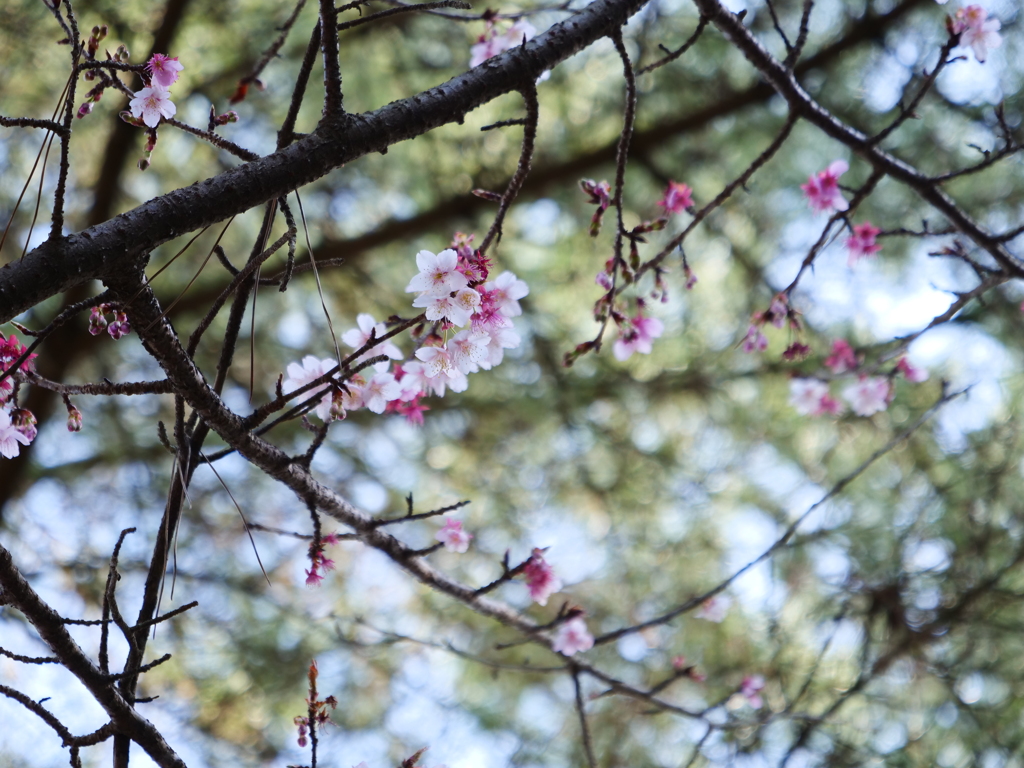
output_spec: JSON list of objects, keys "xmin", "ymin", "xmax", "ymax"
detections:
[
  {"xmin": 846, "ymin": 222, "xmax": 882, "ymax": 265},
  {"xmin": 789, "ymin": 378, "xmax": 831, "ymax": 416},
  {"xmin": 414, "ymin": 347, "xmax": 469, "ymax": 395},
  {"xmin": 740, "ymin": 674, "xmax": 765, "ymax": 709},
  {"xmin": 449, "ymin": 329, "xmax": 490, "ymax": 374},
  {"xmin": 435, "ymin": 519, "xmax": 473, "ymax": 553},
  {"xmin": 483, "ymin": 271, "xmax": 530, "ymax": 317},
  {"xmin": 283, "ymin": 355, "xmax": 338, "ymax": 421},
  {"xmin": 694, "ymin": 595, "xmax": 730, "ymax": 622},
  {"xmin": 479, "ymin": 325, "xmax": 521, "ymax": 369},
  {"xmin": 470, "ymin": 19, "xmax": 537, "ymax": 67},
  {"xmin": 742, "ymin": 325, "xmax": 768, "ymax": 353},
  {"xmin": 523, "ymin": 548, "xmax": 563, "ymax": 605},
  {"xmin": 825, "ymin": 339, "xmax": 858, "ymax": 373},
  {"xmin": 684, "ymin": 265, "xmax": 698, "ymax": 290},
  {"xmin": 108, "ymin": 311, "xmax": 131, "ymax": 340},
  {"xmin": 147, "ymin": 53, "xmax": 183, "ymax": 88},
  {"xmin": 129, "ymin": 85, "xmax": 176, "ymax": 128},
  {"xmin": 552, "ymin": 616, "xmax": 594, "ymax": 656},
  {"xmin": 613, "ymin": 315, "xmax": 664, "ymax": 361},
  {"xmin": 766, "ymin": 295, "xmax": 789, "ymax": 328},
  {"xmin": 0, "ymin": 409, "xmax": 32, "ymax": 459},
  {"xmin": 11, "ymin": 409, "xmax": 37, "ymax": 442},
  {"xmin": 955, "ymin": 5, "xmax": 1002, "ymax": 62},
  {"xmin": 801, "ymin": 160, "xmax": 849, "ymax": 214},
  {"xmin": 342, "ymin": 313, "xmax": 404, "ymax": 372},
  {"xmin": 67, "ymin": 406, "xmax": 83, "ymax": 432},
  {"xmin": 406, "ymin": 249, "xmax": 467, "ymax": 297},
  {"xmin": 658, "ymin": 181, "xmax": 693, "ymax": 214},
  {"xmin": 361, "ymin": 372, "xmax": 402, "ymax": 414},
  {"xmin": 413, "ymin": 288, "xmax": 480, "ymax": 327},
  {"xmin": 0, "ymin": 334, "xmax": 36, "ymax": 372},
  {"xmin": 896, "ymin": 357, "xmax": 929, "ymax": 382},
  {"xmin": 386, "ymin": 393, "xmax": 430, "ymax": 426},
  {"xmin": 88, "ymin": 306, "xmax": 108, "ymax": 335},
  {"xmin": 782, "ymin": 342, "xmax": 811, "ymax": 361},
  {"xmin": 580, "ymin": 179, "xmax": 612, "ymax": 236},
  {"xmin": 817, "ymin": 393, "xmax": 844, "ymax": 416},
  {"xmin": 842, "ymin": 376, "xmax": 891, "ymax": 416}
]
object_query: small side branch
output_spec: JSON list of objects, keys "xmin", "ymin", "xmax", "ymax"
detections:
[
  {"xmin": 479, "ymin": 84, "xmax": 539, "ymax": 255},
  {"xmin": 572, "ymin": 666, "xmax": 598, "ymax": 768}
]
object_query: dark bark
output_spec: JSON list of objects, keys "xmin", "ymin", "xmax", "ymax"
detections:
[{"xmin": 0, "ymin": 0, "xmax": 649, "ymax": 326}]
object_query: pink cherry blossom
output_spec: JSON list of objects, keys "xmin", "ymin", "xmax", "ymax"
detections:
[
  {"xmin": 483, "ymin": 271, "xmax": 530, "ymax": 317},
  {"xmin": 613, "ymin": 315, "xmax": 664, "ymax": 361},
  {"xmin": 523, "ymin": 548, "xmax": 563, "ymax": 606},
  {"xmin": 341, "ymin": 313, "xmax": 404, "ymax": 372},
  {"xmin": 842, "ymin": 376, "xmax": 891, "ymax": 416},
  {"xmin": 449, "ymin": 329, "xmax": 491, "ymax": 374},
  {"xmin": 789, "ymin": 378, "xmax": 831, "ymax": 416},
  {"xmin": 694, "ymin": 595, "xmax": 730, "ymax": 622},
  {"xmin": 684, "ymin": 265, "xmax": 698, "ymax": 290},
  {"xmin": 129, "ymin": 85, "xmax": 176, "ymax": 128},
  {"xmin": 414, "ymin": 347, "xmax": 469, "ymax": 395},
  {"xmin": 11, "ymin": 409, "xmax": 36, "ymax": 443},
  {"xmin": 740, "ymin": 674, "xmax": 765, "ymax": 709},
  {"xmin": 361, "ymin": 372, "xmax": 402, "ymax": 414},
  {"xmin": 435, "ymin": 519, "xmax": 473, "ymax": 553},
  {"xmin": 896, "ymin": 357, "xmax": 928, "ymax": 382},
  {"xmin": 479, "ymin": 325, "xmax": 521, "ymax": 370},
  {"xmin": 801, "ymin": 160, "xmax": 849, "ymax": 214},
  {"xmin": 825, "ymin": 339, "xmax": 858, "ymax": 373},
  {"xmin": 304, "ymin": 568, "xmax": 325, "ymax": 587},
  {"xmin": 88, "ymin": 306, "xmax": 108, "ymax": 335},
  {"xmin": 406, "ymin": 249, "xmax": 468, "ymax": 297},
  {"xmin": 552, "ymin": 616, "xmax": 594, "ymax": 656},
  {"xmin": 386, "ymin": 393, "xmax": 430, "ymax": 426},
  {"xmin": 955, "ymin": 5, "xmax": 1002, "ymax": 63},
  {"xmin": 817, "ymin": 393, "xmax": 844, "ymax": 416},
  {"xmin": 283, "ymin": 355, "xmax": 338, "ymax": 421},
  {"xmin": 766, "ymin": 295, "xmax": 788, "ymax": 328},
  {"xmin": 147, "ymin": 53, "xmax": 183, "ymax": 88},
  {"xmin": 846, "ymin": 222, "xmax": 882, "ymax": 265},
  {"xmin": 658, "ymin": 181, "xmax": 693, "ymax": 214},
  {"xmin": 742, "ymin": 325, "xmax": 768, "ymax": 353},
  {"xmin": 470, "ymin": 33, "xmax": 506, "ymax": 68},
  {"xmin": 470, "ymin": 19, "xmax": 537, "ymax": 67},
  {"xmin": 67, "ymin": 406, "xmax": 83, "ymax": 432}
]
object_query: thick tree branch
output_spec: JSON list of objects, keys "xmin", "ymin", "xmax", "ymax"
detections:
[{"xmin": 1, "ymin": 0, "xmax": 649, "ymax": 326}]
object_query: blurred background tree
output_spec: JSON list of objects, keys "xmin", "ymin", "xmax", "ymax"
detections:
[{"xmin": 2, "ymin": 0, "xmax": 1024, "ymax": 766}]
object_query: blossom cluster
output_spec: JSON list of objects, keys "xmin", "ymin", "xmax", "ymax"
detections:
[
  {"xmin": 293, "ymin": 660, "xmax": 337, "ymax": 747},
  {"xmin": 0, "ymin": 335, "xmax": 38, "ymax": 460},
  {"xmin": 127, "ymin": 54, "xmax": 183, "ymax": 128},
  {"xmin": 789, "ymin": 340, "xmax": 928, "ymax": 418},
  {"xmin": 948, "ymin": 4, "xmax": 1002, "ymax": 62},
  {"xmin": 89, "ymin": 304, "xmax": 131, "ymax": 339},
  {"xmin": 585, "ymin": 180, "xmax": 692, "ymax": 363},
  {"xmin": 304, "ymin": 532, "xmax": 340, "ymax": 587},
  {"xmin": 283, "ymin": 234, "xmax": 527, "ymax": 428}
]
